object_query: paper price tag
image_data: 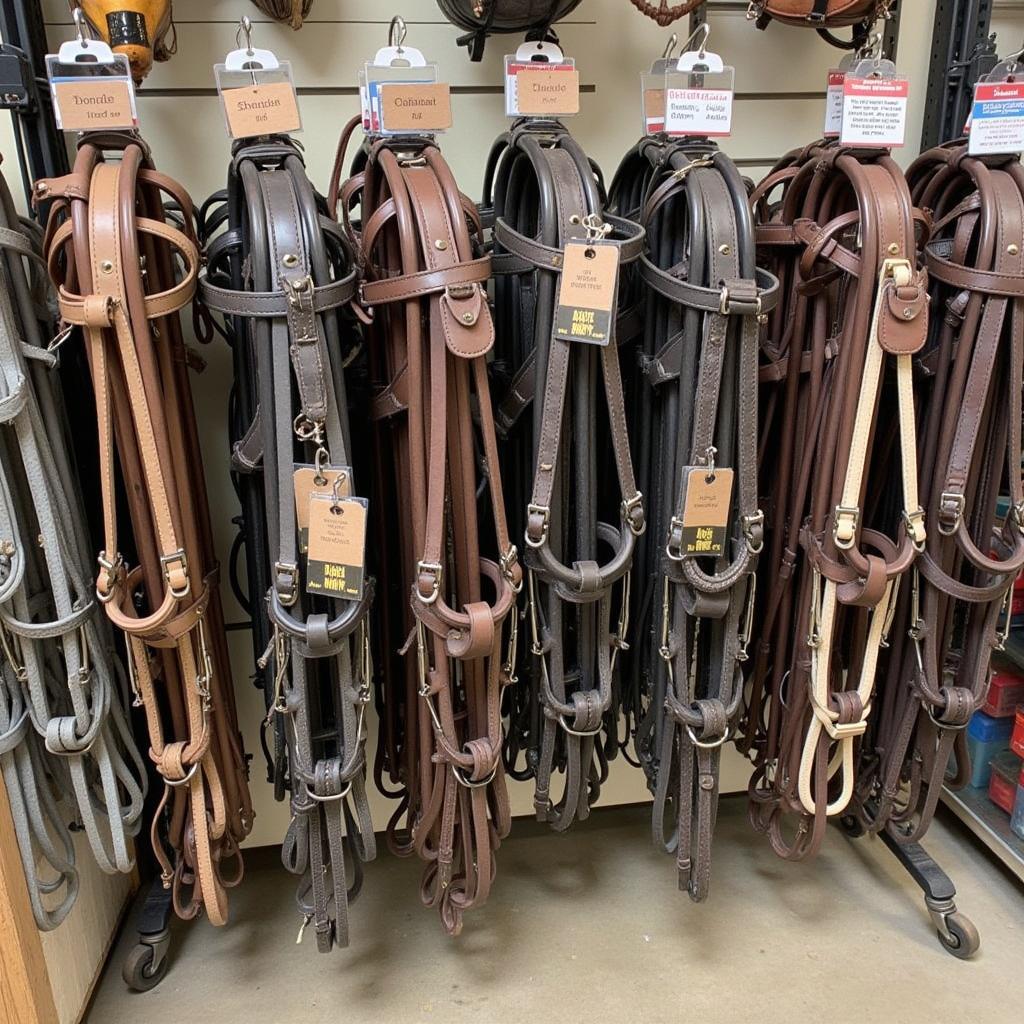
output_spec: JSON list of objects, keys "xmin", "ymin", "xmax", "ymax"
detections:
[
  {"xmin": 678, "ymin": 467, "xmax": 734, "ymax": 559},
  {"xmin": 552, "ymin": 240, "xmax": 620, "ymax": 346},
  {"xmin": 378, "ymin": 82, "xmax": 452, "ymax": 132},
  {"xmin": 505, "ymin": 59, "xmax": 578, "ymax": 116},
  {"xmin": 824, "ymin": 69, "xmax": 845, "ymax": 138},
  {"xmin": 221, "ymin": 81, "xmax": 301, "ymax": 139},
  {"xmin": 51, "ymin": 77, "xmax": 137, "ymax": 131},
  {"xmin": 306, "ymin": 495, "xmax": 368, "ymax": 600},
  {"xmin": 840, "ymin": 76, "xmax": 909, "ymax": 148},
  {"xmin": 968, "ymin": 81, "xmax": 1024, "ymax": 155},
  {"xmin": 293, "ymin": 465, "xmax": 352, "ymax": 553},
  {"xmin": 642, "ymin": 76, "xmax": 665, "ymax": 134},
  {"xmin": 664, "ymin": 87, "xmax": 733, "ymax": 137}
]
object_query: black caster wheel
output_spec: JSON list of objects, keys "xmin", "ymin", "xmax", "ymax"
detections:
[
  {"xmin": 936, "ymin": 910, "xmax": 980, "ymax": 960},
  {"xmin": 122, "ymin": 933, "xmax": 170, "ymax": 991},
  {"xmin": 838, "ymin": 814, "xmax": 865, "ymax": 838}
]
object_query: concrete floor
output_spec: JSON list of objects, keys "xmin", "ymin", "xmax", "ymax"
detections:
[{"xmin": 88, "ymin": 799, "xmax": 1023, "ymax": 1024}]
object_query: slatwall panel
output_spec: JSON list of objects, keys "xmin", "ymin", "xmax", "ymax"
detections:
[
  {"xmin": 992, "ymin": 0, "xmax": 1024, "ymax": 48},
  {"xmin": 6, "ymin": 0, "xmax": 939, "ymax": 848}
]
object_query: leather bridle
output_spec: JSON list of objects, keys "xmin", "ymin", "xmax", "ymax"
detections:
[
  {"xmin": 852, "ymin": 140, "xmax": 1024, "ymax": 841},
  {"xmin": 485, "ymin": 118, "xmax": 645, "ymax": 830},
  {"xmin": 332, "ymin": 120, "xmax": 521, "ymax": 935},
  {"xmin": 40, "ymin": 132, "xmax": 253, "ymax": 924},
  {"xmin": 199, "ymin": 135, "xmax": 375, "ymax": 951},
  {"xmin": 744, "ymin": 141, "xmax": 928, "ymax": 860},
  {"xmin": 608, "ymin": 136, "xmax": 777, "ymax": 897},
  {"xmin": 0, "ymin": 161, "xmax": 146, "ymax": 929}
]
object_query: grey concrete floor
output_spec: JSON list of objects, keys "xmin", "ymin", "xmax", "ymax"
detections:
[{"xmin": 88, "ymin": 799, "xmax": 1023, "ymax": 1024}]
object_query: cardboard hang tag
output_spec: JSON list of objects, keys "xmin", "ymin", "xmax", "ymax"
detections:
[
  {"xmin": 678, "ymin": 467, "xmax": 734, "ymax": 559},
  {"xmin": 511, "ymin": 65, "xmax": 580, "ymax": 116},
  {"xmin": 824, "ymin": 69, "xmax": 845, "ymax": 138},
  {"xmin": 221, "ymin": 80, "xmax": 302, "ymax": 139},
  {"xmin": 51, "ymin": 77, "xmax": 136, "ymax": 130},
  {"xmin": 378, "ymin": 81, "xmax": 452, "ymax": 132},
  {"xmin": 306, "ymin": 495, "xmax": 368, "ymax": 601},
  {"xmin": 293, "ymin": 465, "xmax": 352, "ymax": 553},
  {"xmin": 551, "ymin": 240, "xmax": 620, "ymax": 346}
]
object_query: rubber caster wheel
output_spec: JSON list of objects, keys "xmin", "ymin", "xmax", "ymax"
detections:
[
  {"xmin": 838, "ymin": 814, "xmax": 864, "ymax": 838},
  {"xmin": 937, "ymin": 912, "xmax": 980, "ymax": 960},
  {"xmin": 122, "ymin": 941, "xmax": 169, "ymax": 991}
]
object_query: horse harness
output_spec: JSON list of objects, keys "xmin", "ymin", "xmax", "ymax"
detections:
[
  {"xmin": 333, "ymin": 123, "xmax": 521, "ymax": 935},
  {"xmin": 199, "ymin": 135, "xmax": 375, "ymax": 951},
  {"xmin": 0, "ymin": 160, "xmax": 146, "ymax": 929},
  {"xmin": 486, "ymin": 118, "xmax": 645, "ymax": 830},
  {"xmin": 745, "ymin": 141, "xmax": 928, "ymax": 859},
  {"xmin": 40, "ymin": 132, "xmax": 253, "ymax": 923},
  {"xmin": 608, "ymin": 135, "xmax": 777, "ymax": 897}
]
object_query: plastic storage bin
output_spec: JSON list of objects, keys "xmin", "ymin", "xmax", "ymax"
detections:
[
  {"xmin": 984, "ymin": 666, "xmax": 1024, "ymax": 717},
  {"xmin": 988, "ymin": 750, "xmax": 1022, "ymax": 815},
  {"xmin": 1012, "ymin": 767, "xmax": 1024, "ymax": 840},
  {"xmin": 966, "ymin": 711, "xmax": 1013, "ymax": 787},
  {"xmin": 1011, "ymin": 706, "xmax": 1024, "ymax": 759}
]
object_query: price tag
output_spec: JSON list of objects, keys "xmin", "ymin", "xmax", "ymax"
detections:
[
  {"xmin": 824, "ymin": 69, "xmax": 845, "ymax": 138},
  {"xmin": 552, "ymin": 240, "xmax": 620, "ymax": 346},
  {"xmin": 664, "ymin": 85, "xmax": 733, "ymax": 137},
  {"xmin": 46, "ymin": 40, "xmax": 138, "ymax": 132},
  {"xmin": 221, "ymin": 81, "xmax": 301, "ymax": 139},
  {"xmin": 840, "ymin": 76, "xmax": 909, "ymax": 148},
  {"xmin": 306, "ymin": 495, "xmax": 368, "ymax": 600},
  {"xmin": 677, "ymin": 467, "xmax": 734, "ymax": 558},
  {"xmin": 505, "ymin": 62, "xmax": 579, "ymax": 116},
  {"xmin": 968, "ymin": 80, "xmax": 1024, "ymax": 155},
  {"xmin": 293, "ymin": 465, "xmax": 352, "ymax": 553},
  {"xmin": 378, "ymin": 82, "xmax": 452, "ymax": 132},
  {"xmin": 641, "ymin": 71, "xmax": 666, "ymax": 134}
]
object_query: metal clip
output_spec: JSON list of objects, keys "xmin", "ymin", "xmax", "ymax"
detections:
[{"xmin": 736, "ymin": 573, "xmax": 757, "ymax": 663}]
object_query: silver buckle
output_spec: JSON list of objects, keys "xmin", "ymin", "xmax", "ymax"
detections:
[
  {"xmin": 160, "ymin": 550, "xmax": 190, "ymax": 599},
  {"xmin": 416, "ymin": 561, "xmax": 443, "ymax": 605}
]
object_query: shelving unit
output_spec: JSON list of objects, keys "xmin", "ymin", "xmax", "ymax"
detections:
[{"xmin": 938, "ymin": 628, "xmax": 1024, "ymax": 881}]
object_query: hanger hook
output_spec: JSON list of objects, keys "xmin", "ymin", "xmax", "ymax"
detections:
[
  {"xmin": 389, "ymin": 16, "xmax": 407, "ymax": 52},
  {"xmin": 680, "ymin": 22, "xmax": 711, "ymax": 57},
  {"xmin": 661, "ymin": 33, "xmax": 678, "ymax": 60},
  {"xmin": 1000, "ymin": 40, "xmax": 1024, "ymax": 76},
  {"xmin": 236, "ymin": 15, "xmax": 254, "ymax": 56},
  {"xmin": 73, "ymin": 6, "xmax": 89, "ymax": 48},
  {"xmin": 858, "ymin": 30, "xmax": 881, "ymax": 61}
]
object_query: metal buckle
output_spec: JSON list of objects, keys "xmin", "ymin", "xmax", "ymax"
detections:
[
  {"xmin": 415, "ymin": 560, "xmax": 443, "ymax": 605},
  {"xmin": 274, "ymin": 561, "xmax": 299, "ymax": 607},
  {"xmin": 451, "ymin": 762, "xmax": 498, "ymax": 788},
  {"xmin": 445, "ymin": 283, "xmax": 477, "ymax": 301},
  {"xmin": 1011, "ymin": 500, "xmax": 1024, "ymax": 532},
  {"xmin": 161, "ymin": 550, "xmax": 190, "ymax": 599},
  {"xmin": 718, "ymin": 286, "xmax": 762, "ymax": 319},
  {"xmin": 621, "ymin": 491, "xmax": 645, "ymax": 536},
  {"xmin": 525, "ymin": 503, "xmax": 551, "ymax": 549},
  {"xmin": 500, "ymin": 545, "xmax": 522, "ymax": 592},
  {"xmin": 937, "ymin": 492, "xmax": 964, "ymax": 536},
  {"xmin": 903, "ymin": 507, "xmax": 927, "ymax": 550},
  {"xmin": 833, "ymin": 505, "xmax": 859, "ymax": 550},
  {"xmin": 741, "ymin": 509, "xmax": 765, "ymax": 554},
  {"xmin": 95, "ymin": 551, "xmax": 123, "ymax": 603},
  {"xmin": 665, "ymin": 515, "xmax": 685, "ymax": 562},
  {"xmin": 685, "ymin": 724, "xmax": 731, "ymax": 749}
]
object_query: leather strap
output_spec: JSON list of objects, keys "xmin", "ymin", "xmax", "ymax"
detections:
[
  {"xmin": 41, "ymin": 135, "xmax": 253, "ymax": 924},
  {"xmin": 200, "ymin": 136, "xmax": 375, "ymax": 952}
]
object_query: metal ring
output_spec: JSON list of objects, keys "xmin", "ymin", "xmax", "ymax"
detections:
[
  {"xmin": 684, "ymin": 724, "xmax": 730, "ymax": 750},
  {"xmin": 163, "ymin": 762, "xmax": 200, "ymax": 788},
  {"xmin": 451, "ymin": 763, "xmax": 498, "ymax": 789},
  {"xmin": 556, "ymin": 713, "xmax": 603, "ymax": 737},
  {"xmin": 305, "ymin": 779, "xmax": 354, "ymax": 803}
]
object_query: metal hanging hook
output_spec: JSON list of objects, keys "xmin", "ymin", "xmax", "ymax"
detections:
[
  {"xmin": 661, "ymin": 33, "xmax": 678, "ymax": 61},
  {"xmin": 680, "ymin": 22, "xmax": 711, "ymax": 57},
  {"xmin": 73, "ymin": 6, "xmax": 89, "ymax": 48},
  {"xmin": 389, "ymin": 16, "xmax": 407, "ymax": 52},
  {"xmin": 236, "ymin": 15, "xmax": 254, "ymax": 56}
]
